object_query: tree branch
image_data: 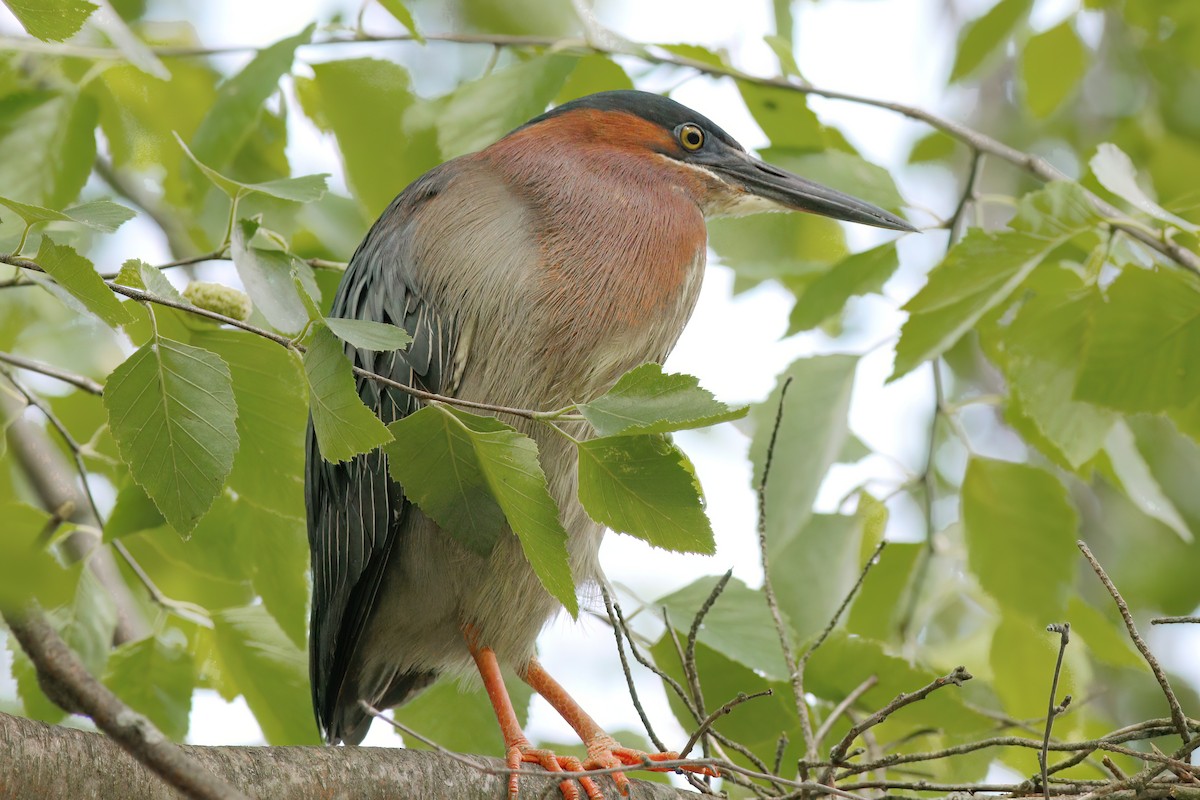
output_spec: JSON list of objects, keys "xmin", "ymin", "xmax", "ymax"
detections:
[{"xmin": 3, "ymin": 610, "xmax": 250, "ymax": 800}]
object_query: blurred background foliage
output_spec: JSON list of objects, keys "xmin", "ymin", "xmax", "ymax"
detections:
[{"xmin": 1, "ymin": 0, "xmax": 1199, "ymax": 796}]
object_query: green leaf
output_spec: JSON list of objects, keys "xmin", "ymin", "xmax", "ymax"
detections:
[
  {"xmin": 376, "ymin": 0, "xmax": 423, "ymax": 42},
  {"xmin": 709, "ymin": 212, "xmax": 846, "ymax": 292},
  {"xmin": 892, "ymin": 181, "xmax": 1101, "ymax": 381},
  {"xmin": 104, "ymin": 633, "xmax": 195, "ymax": 741},
  {"xmin": 308, "ymin": 58, "xmax": 439, "ymax": 217},
  {"xmin": 1021, "ymin": 21, "xmax": 1087, "ymax": 118},
  {"xmin": 211, "ymin": 605, "xmax": 321, "ymax": 744},
  {"xmin": 1090, "ymin": 143, "xmax": 1197, "ymax": 231},
  {"xmin": 384, "ymin": 405, "xmax": 576, "ymax": 614},
  {"xmin": 908, "ymin": 130, "xmax": 958, "ymax": 164},
  {"xmin": 104, "ymin": 336, "xmax": 239, "ymax": 535},
  {"xmin": 36, "ymin": 239, "xmax": 131, "ymax": 328},
  {"xmin": 1075, "ymin": 266, "xmax": 1200, "ymax": 412},
  {"xmin": 0, "ymin": 502, "xmax": 78, "ymax": 611},
  {"xmin": 0, "ymin": 195, "xmax": 134, "ymax": 232},
  {"xmin": 2, "ymin": 0, "xmax": 98, "ymax": 42},
  {"xmin": 989, "ymin": 614, "xmax": 1076, "ymax": 718},
  {"xmin": 324, "ymin": 317, "xmax": 412, "ymax": 352},
  {"xmin": 1102, "ymin": 421, "xmax": 1192, "ymax": 542},
  {"xmin": 303, "ymin": 324, "xmax": 392, "ymax": 464},
  {"xmin": 62, "ymin": 569, "xmax": 118, "ymax": 677},
  {"xmin": 771, "ymin": 513, "xmax": 867, "ymax": 643},
  {"xmin": 750, "ymin": 355, "xmax": 857, "ymax": 548},
  {"xmin": 847, "ymin": 541, "xmax": 921, "ymax": 640},
  {"xmin": 114, "ymin": 258, "xmax": 187, "ymax": 304},
  {"xmin": 576, "ymin": 434, "xmax": 714, "ymax": 554},
  {"xmin": 193, "ymin": 328, "xmax": 306, "ymax": 520},
  {"xmin": 983, "ymin": 266, "xmax": 1117, "ymax": 468},
  {"xmin": 1066, "ymin": 596, "xmax": 1143, "ymax": 669},
  {"xmin": 950, "ymin": 0, "xmax": 1033, "ymax": 83},
  {"xmin": 737, "ymin": 81, "xmax": 828, "ymax": 151},
  {"xmin": 658, "ymin": 575, "xmax": 790, "ymax": 681},
  {"xmin": 105, "ymin": 482, "xmax": 166, "ymax": 541},
  {"xmin": 962, "ymin": 458, "xmax": 1078, "ymax": 619},
  {"xmin": 438, "ymin": 55, "xmax": 575, "ymax": 159},
  {"xmin": 556, "ymin": 55, "xmax": 632, "ymax": 103},
  {"xmin": 175, "ymin": 134, "xmax": 328, "ymax": 203},
  {"xmin": 0, "ymin": 90, "xmax": 96, "ymax": 209},
  {"xmin": 230, "ymin": 218, "xmax": 309, "ymax": 334},
  {"xmin": 576, "ymin": 364, "xmax": 745, "ymax": 436},
  {"xmin": 764, "ymin": 147, "xmax": 906, "ymax": 213},
  {"xmin": 188, "ymin": 25, "xmax": 314, "ymax": 178},
  {"xmin": 789, "ymin": 242, "xmax": 900, "ymax": 332}
]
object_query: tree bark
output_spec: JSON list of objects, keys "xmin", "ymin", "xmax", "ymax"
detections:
[{"xmin": 0, "ymin": 712, "xmax": 698, "ymax": 800}]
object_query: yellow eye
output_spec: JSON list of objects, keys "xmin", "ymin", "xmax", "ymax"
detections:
[{"xmin": 678, "ymin": 123, "xmax": 705, "ymax": 151}]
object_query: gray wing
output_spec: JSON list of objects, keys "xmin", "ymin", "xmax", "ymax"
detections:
[{"xmin": 305, "ymin": 168, "xmax": 456, "ymax": 743}]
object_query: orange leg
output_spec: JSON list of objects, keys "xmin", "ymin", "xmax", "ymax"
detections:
[
  {"xmin": 522, "ymin": 657, "xmax": 717, "ymax": 795},
  {"xmin": 466, "ymin": 631, "xmax": 603, "ymax": 800}
]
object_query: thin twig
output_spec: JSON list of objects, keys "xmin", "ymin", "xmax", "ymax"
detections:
[
  {"xmin": 825, "ymin": 667, "xmax": 972, "ymax": 772},
  {"xmin": 600, "ymin": 585, "xmax": 667, "ymax": 752},
  {"xmin": 681, "ymin": 689, "xmax": 773, "ymax": 758},
  {"xmin": 5, "ymin": 605, "xmax": 250, "ymax": 800},
  {"xmin": 684, "ymin": 568, "xmax": 732, "ymax": 717},
  {"xmin": 1078, "ymin": 541, "xmax": 1190, "ymax": 743},
  {"xmin": 0, "ymin": 350, "xmax": 103, "ymax": 394},
  {"xmin": 1152, "ymin": 616, "xmax": 1200, "ymax": 625},
  {"xmin": 799, "ymin": 541, "xmax": 887, "ymax": 666},
  {"xmin": 1041, "ymin": 623, "xmax": 1072, "ymax": 800},
  {"xmin": 757, "ymin": 377, "xmax": 817, "ymax": 766}
]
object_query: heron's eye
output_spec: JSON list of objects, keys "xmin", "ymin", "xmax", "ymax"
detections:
[{"xmin": 677, "ymin": 123, "xmax": 705, "ymax": 151}]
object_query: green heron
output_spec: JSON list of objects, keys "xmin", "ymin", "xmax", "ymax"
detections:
[{"xmin": 306, "ymin": 89, "xmax": 913, "ymax": 798}]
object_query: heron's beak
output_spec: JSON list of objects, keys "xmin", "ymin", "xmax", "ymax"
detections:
[{"xmin": 708, "ymin": 150, "xmax": 917, "ymax": 232}]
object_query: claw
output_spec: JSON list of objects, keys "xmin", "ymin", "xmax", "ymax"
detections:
[{"xmin": 508, "ymin": 743, "xmax": 602, "ymax": 800}]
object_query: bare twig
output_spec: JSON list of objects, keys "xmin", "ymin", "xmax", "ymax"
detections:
[
  {"xmin": 5, "ymin": 606, "xmax": 250, "ymax": 800},
  {"xmin": 1041, "ymin": 623, "xmax": 1072, "ymax": 800},
  {"xmin": 684, "ymin": 568, "xmax": 732, "ymax": 716},
  {"xmin": 825, "ymin": 667, "xmax": 972, "ymax": 772},
  {"xmin": 0, "ymin": 350, "xmax": 103, "ymax": 394},
  {"xmin": 600, "ymin": 585, "xmax": 667, "ymax": 752},
  {"xmin": 1151, "ymin": 616, "xmax": 1200, "ymax": 625},
  {"xmin": 1078, "ymin": 541, "xmax": 1190, "ymax": 743},
  {"xmin": 799, "ymin": 541, "xmax": 887, "ymax": 666},
  {"xmin": 681, "ymin": 689, "xmax": 773, "ymax": 758}
]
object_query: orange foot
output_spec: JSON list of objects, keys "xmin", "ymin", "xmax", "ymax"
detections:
[
  {"xmin": 507, "ymin": 741, "xmax": 599, "ymax": 800},
  {"xmin": 581, "ymin": 734, "xmax": 716, "ymax": 796}
]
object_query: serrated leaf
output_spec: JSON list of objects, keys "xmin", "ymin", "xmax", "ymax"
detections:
[
  {"xmin": 384, "ymin": 405, "xmax": 576, "ymax": 614},
  {"xmin": 377, "ymin": 0, "xmax": 424, "ymax": 42},
  {"xmin": 104, "ymin": 337, "xmax": 239, "ymax": 534},
  {"xmin": 790, "ymin": 242, "xmax": 900, "ymax": 332},
  {"xmin": 984, "ymin": 267, "xmax": 1116, "ymax": 468},
  {"xmin": 104, "ymin": 634, "xmax": 195, "ymax": 741},
  {"xmin": 211, "ymin": 605, "xmax": 321, "ymax": 744},
  {"xmin": 950, "ymin": 0, "xmax": 1033, "ymax": 83},
  {"xmin": 230, "ymin": 218, "xmax": 309, "ymax": 333},
  {"xmin": 1075, "ymin": 266, "xmax": 1200, "ymax": 412},
  {"xmin": 1090, "ymin": 143, "xmax": 1197, "ymax": 232},
  {"xmin": 1021, "ymin": 21, "xmax": 1086, "ymax": 118},
  {"xmin": 438, "ymin": 55, "xmax": 575, "ymax": 159},
  {"xmin": 324, "ymin": 317, "xmax": 412, "ymax": 352},
  {"xmin": 36, "ymin": 239, "xmax": 131, "ymax": 328},
  {"xmin": 2, "ymin": 0, "xmax": 97, "ymax": 42},
  {"xmin": 188, "ymin": 25, "xmax": 314, "ymax": 179},
  {"xmin": 114, "ymin": 258, "xmax": 187, "ymax": 304},
  {"xmin": 576, "ymin": 434, "xmax": 714, "ymax": 554},
  {"xmin": 576, "ymin": 364, "xmax": 745, "ymax": 436},
  {"xmin": 303, "ymin": 324, "xmax": 392, "ymax": 463},
  {"xmin": 750, "ymin": 355, "xmax": 857, "ymax": 548},
  {"xmin": 962, "ymin": 458, "xmax": 1078, "ymax": 619},
  {"xmin": 891, "ymin": 181, "xmax": 1101, "ymax": 381}
]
